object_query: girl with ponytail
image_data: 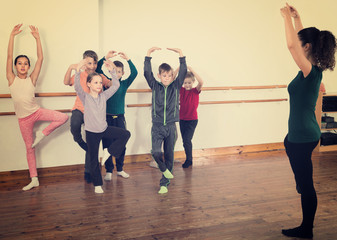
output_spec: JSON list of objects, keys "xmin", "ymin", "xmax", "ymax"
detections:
[{"xmin": 280, "ymin": 3, "xmax": 336, "ymax": 239}]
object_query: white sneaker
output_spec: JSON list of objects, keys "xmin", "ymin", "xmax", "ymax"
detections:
[
  {"xmin": 149, "ymin": 160, "xmax": 159, "ymax": 168},
  {"xmin": 101, "ymin": 148, "xmax": 110, "ymax": 166},
  {"xmin": 95, "ymin": 186, "xmax": 104, "ymax": 194},
  {"xmin": 117, "ymin": 171, "xmax": 129, "ymax": 178},
  {"xmin": 104, "ymin": 172, "xmax": 112, "ymax": 181}
]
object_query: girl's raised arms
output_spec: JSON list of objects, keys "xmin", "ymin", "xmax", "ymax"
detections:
[
  {"xmin": 6, "ymin": 24, "xmax": 44, "ymax": 86},
  {"xmin": 29, "ymin": 25, "xmax": 44, "ymax": 86},
  {"xmin": 6, "ymin": 24, "xmax": 23, "ymax": 85},
  {"xmin": 188, "ymin": 66, "xmax": 204, "ymax": 92}
]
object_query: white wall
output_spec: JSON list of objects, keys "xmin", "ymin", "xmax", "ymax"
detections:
[{"xmin": 1, "ymin": 0, "xmax": 336, "ymax": 172}]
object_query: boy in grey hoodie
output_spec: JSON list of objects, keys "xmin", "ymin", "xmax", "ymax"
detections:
[{"xmin": 144, "ymin": 47, "xmax": 187, "ymax": 194}]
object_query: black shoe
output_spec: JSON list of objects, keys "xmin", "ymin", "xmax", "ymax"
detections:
[
  {"xmin": 182, "ymin": 160, "xmax": 192, "ymax": 168},
  {"xmin": 84, "ymin": 172, "xmax": 92, "ymax": 183}
]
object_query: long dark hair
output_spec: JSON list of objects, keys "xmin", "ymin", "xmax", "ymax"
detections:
[
  {"xmin": 298, "ymin": 27, "xmax": 336, "ymax": 71},
  {"xmin": 14, "ymin": 55, "xmax": 30, "ymax": 66}
]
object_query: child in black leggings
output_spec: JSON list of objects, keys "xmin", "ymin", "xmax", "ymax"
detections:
[
  {"xmin": 179, "ymin": 66, "xmax": 203, "ymax": 168},
  {"xmin": 74, "ymin": 58, "xmax": 130, "ymax": 194}
]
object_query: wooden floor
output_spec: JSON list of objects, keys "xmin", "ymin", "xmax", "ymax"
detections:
[{"xmin": 1, "ymin": 150, "xmax": 337, "ymax": 240}]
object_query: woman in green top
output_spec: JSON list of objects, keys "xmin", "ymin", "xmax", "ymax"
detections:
[{"xmin": 280, "ymin": 4, "xmax": 336, "ymax": 239}]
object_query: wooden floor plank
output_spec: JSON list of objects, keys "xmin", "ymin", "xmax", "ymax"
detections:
[{"xmin": 1, "ymin": 150, "xmax": 337, "ymax": 239}]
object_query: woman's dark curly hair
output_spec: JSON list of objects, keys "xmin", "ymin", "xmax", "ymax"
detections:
[{"xmin": 298, "ymin": 27, "xmax": 336, "ymax": 71}]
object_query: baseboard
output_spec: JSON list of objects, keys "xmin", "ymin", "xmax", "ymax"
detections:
[
  {"xmin": 125, "ymin": 142, "xmax": 285, "ymax": 163},
  {"xmin": 0, "ymin": 142, "xmax": 284, "ymax": 179}
]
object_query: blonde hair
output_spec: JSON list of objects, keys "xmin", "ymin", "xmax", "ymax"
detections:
[{"xmin": 185, "ymin": 71, "xmax": 195, "ymax": 82}]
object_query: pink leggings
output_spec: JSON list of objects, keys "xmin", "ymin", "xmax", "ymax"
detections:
[{"xmin": 18, "ymin": 108, "xmax": 69, "ymax": 177}]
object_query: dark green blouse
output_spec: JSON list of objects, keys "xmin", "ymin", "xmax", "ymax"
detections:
[
  {"xmin": 287, "ymin": 65, "xmax": 322, "ymax": 143},
  {"xmin": 97, "ymin": 58, "xmax": 138, "ymax": 115}
]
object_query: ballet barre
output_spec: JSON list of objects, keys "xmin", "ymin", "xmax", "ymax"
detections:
[
  {"xmin": 0, "ymin": 85, "xmax": 287, "ymax": 98},
  {"xmin": 0, "ymin": 109, "xmax": 72, "ymax": 116},
  {"xmin": 0, "ymin": 85, "xmax": 288, "ymax": 115},
  {"xmin": 127, "ymin": 99, "xmax": 288, "ymax": 108}
]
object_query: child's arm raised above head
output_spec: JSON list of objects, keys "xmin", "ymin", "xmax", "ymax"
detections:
[
  {"xmin": 168, "ymin": 48, "xmax": 187, "ymax": 87},
  {"xmin": 173, "ymin": 67, "xmax": 179, "ymax": 80},
  {"xmin": 74, "ymin": 59, "xmax": 88, "ymax": 103},
  {"xmin": 147, "ymin": 47, "xmax": 161, "ymax": 57},
  {"xmin": 102, "ymin": 59, "xmax": 116, "ymax": 87},
  {"xmin": 76, "ymin": 59, "xmax": 87, "ymax": 73},
  {"xmin": 103, "ymin": 60, "xmax": 120, "ymax": 99},
  {"xmin": 97, "ymin": 50, "xmax": 117, "ymax": 80},
  {"xmin": 144, "ymin": 47, "xmax": 161, "ymax": 89},
  {"xmin": 119, "ymin": 52, "xmax": 138, "ymax": 86},
  {"xmin": 118, "ymin": 52, "xmax": 129, "ymax": 61},
  {"xmin": 188, "ymin": 66, "xmax": 204, "ymax": 92},
  {"xmin": 104, "ymin": 59, "xmax": 116, "ymax": 73},
  {"xmin": 106, "ymin": 50, "xmax": 118, "ymax": 60},
  {"xmin": 167, "ymin": 48, "xmax": 184, "ymax": 57},
  {"xmin": 63, "ymin": 64, "xmax": 77, "ymax": 86},
  {"xmin": 29, "ymin": 26, "xmax": 43, "ymax": 86},
  {"xmin": 6, "ymin": 24, "xmax": 23, "ymax": 86},
  {"xmin": 281, "ymin": 4, "xmax": 311, "ymax": 77}
]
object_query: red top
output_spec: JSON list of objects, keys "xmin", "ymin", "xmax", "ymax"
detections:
[{"xmin": 179, "ymin": 87, "xmax": 200, "ymax": 120}]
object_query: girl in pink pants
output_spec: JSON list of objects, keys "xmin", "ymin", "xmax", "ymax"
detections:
[{"xmin": 6, "ymin": 24, "xmax": 68, "ymax": 191}]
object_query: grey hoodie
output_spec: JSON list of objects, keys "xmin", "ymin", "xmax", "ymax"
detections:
[{"xmin": 144, "ymin": 56, "xmax": 187, "ymax": 125}]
